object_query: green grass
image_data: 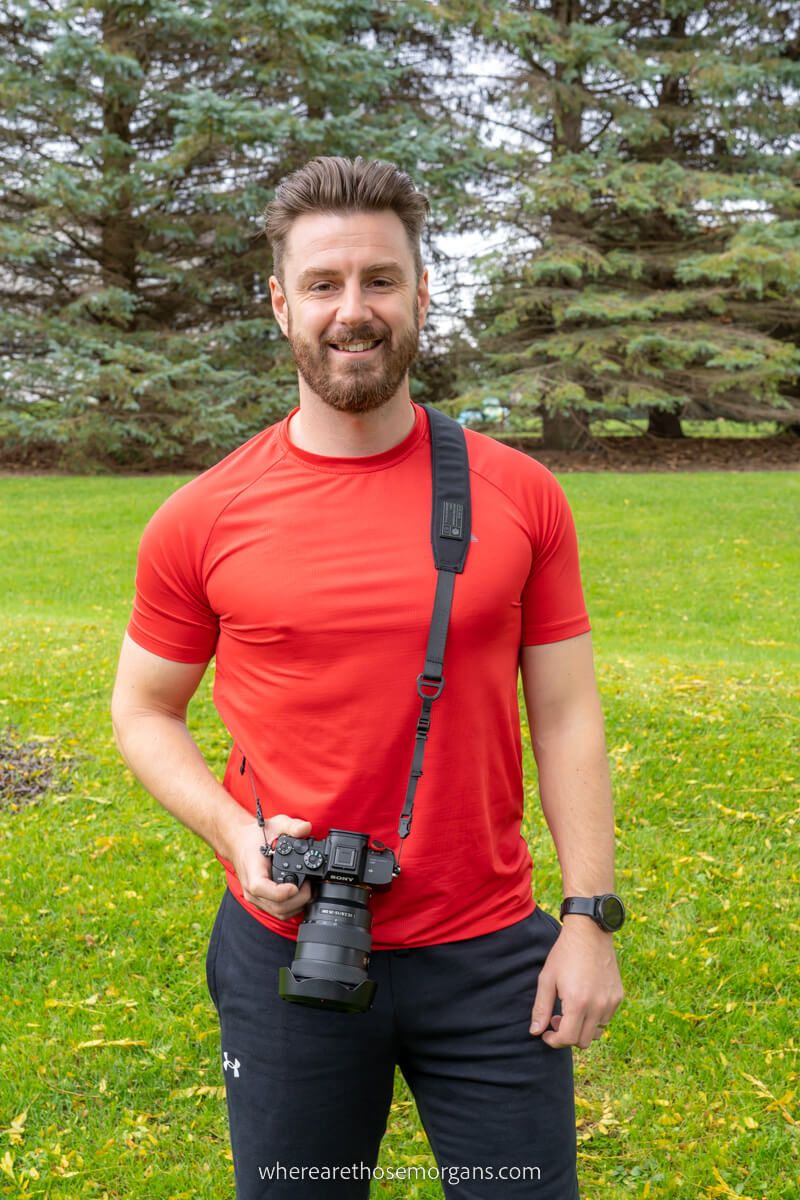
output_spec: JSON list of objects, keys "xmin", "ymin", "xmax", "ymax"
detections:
[{"xmin": 0, "ymin": 473, "xmax": 798, "ymax": 1199}]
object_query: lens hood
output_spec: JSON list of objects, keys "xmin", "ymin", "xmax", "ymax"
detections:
[{"xmin": 278, "ymin": 967, "xmax": 377, "ymax": 1014}]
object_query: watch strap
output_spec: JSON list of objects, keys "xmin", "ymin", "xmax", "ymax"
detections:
[{"xmin": 560, "ymin": 897, "xmax": 598, "ymax": 920}]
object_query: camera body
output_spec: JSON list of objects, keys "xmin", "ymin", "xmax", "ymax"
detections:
[
  {"xmin": 264, "ymin": 828, "xmax": 399, "ymax": 1014},
  {"xmin": 268, "ymin": 829, "xmax": 397, "ymax": 891}
]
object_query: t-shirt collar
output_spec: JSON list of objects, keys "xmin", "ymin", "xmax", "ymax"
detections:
[{"xmin": 278, "ymin": 401, "xmax": 428, "ymax": 473}]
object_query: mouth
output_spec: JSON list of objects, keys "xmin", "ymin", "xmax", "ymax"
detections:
[{"xmin": 327, "ymin": 339, "xmax": 384, "ymax": 358}]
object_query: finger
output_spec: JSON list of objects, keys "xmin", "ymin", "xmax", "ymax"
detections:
[
  {"xmin": 282, "ymin": 818, "xmax": 313, "ymax": 838},
  {"xmin": 267, "ymin": 815, "xmax": 313, "ymax": 839},
  {"xmin": 262, "ymin": 879, "xmax": 313, "ymax": 920},
  {"xmin": 577, "ymin": 1019, "xmax": 595, "ymax": 1050},
  {"xmin": 552, "ymin": 1010, "xmax": 607, "ymax": 1050},
  {"xmin": 530, "ymin": 973, "xmax": 557, "ymax": 1036},
  {"xmin": 542, "ymin": 1011, "xmax": 583, "ymax": 1049},
  {"xmin": 279, "ymin": 880, "xmax": 313, "ymax": 914},
  {"xmin": 242, "ymin": 885, "xmax": 293, "ymax": 913},
  {"xmin": 243, "ymin": 879, "xmax": 299, "ymax": 914},
  {"xmin": 253, "ymin": 874, "xmax": 300, "ymax": 901}
]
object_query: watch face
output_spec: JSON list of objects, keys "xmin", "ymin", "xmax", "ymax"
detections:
[{"xmin": 599, "ymin": 894, "xmax": 625, "ymax": 931}]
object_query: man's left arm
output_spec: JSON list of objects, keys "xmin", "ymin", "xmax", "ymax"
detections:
[{"xmin": 520, "ymin": 631, "xmax": 624, "ymax": 1049}]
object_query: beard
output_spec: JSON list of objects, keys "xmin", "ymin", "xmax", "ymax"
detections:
[{"xmin": 286, "ymin": 299, "xmax": 420, "ymax": 414}]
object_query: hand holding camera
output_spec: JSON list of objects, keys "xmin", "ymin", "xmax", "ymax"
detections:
[{"xmin": 228, "ymin": 814, "xmax": 314, "ymax": 921}]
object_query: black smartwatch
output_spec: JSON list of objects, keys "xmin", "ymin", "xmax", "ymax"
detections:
[{"xmin": 560, "ymin": 894, "xmax": 626, "ymax": 933}]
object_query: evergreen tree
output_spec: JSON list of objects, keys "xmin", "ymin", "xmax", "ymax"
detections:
[
  {"xmin": 0, "ymin": 0, "xmax": 484, "ymax": 468},
  {"xmin": 447, "ymin": 0, "xmax": 800, "ymax": 447}
]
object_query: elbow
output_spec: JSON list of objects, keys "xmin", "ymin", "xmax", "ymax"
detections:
[
  {"xmin": 110, "ymin": 701, "xmax": 125, "ymax": 758},
  {"xmin": 109, "ymin": 681, "xmax": 133, "ymax": 758}
]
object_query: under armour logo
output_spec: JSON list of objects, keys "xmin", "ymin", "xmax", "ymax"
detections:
[{"xmin": 223, "ymin": 1052, "xmax": 240, "ymax": 1078}]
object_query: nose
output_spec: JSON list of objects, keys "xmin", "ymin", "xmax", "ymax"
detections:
[{"xmin": 336, "ymin": 280, "xmax": 373, "ymax": 325}]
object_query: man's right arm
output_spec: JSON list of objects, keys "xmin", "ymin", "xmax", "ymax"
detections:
[{"xmin": 110, "ymin": 633, "xmax": 312, "ymax": 919}]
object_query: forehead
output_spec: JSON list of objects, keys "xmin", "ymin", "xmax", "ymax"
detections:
[{"xmin": 283, "ymin": 210, "xmax": 413, "ymax": 281}]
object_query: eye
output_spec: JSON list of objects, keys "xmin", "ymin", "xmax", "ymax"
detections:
[
  {"xmin": 309, "ymin": 282, "xmax": 335, "ymax": 293},
  {"xmin": 370, "ymin": 279, "xmax": 393, "ymax": 288}
]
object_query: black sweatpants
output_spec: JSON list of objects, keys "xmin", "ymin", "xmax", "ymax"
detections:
[{"xmin": 206, "ymin": 889, "xmax": 579, "ymax": 1199}]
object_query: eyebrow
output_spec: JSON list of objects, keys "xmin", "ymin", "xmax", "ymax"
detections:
[{"xmin": 296, "ymin": 261, "xmax": 406, "ymax": 289}]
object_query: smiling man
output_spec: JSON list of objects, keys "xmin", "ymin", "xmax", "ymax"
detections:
[
  {"xmin": 111, "ymin": 156, "xmax": 623, "ymax": 1199},
  {"xmin": 275, "ymin": 210, "xmax": 423, "ymax": 417}
]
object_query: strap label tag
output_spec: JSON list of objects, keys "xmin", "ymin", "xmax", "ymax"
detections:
[{"xmin": 440, "ymin": 501, "xmax": 464, "ymax": 540}]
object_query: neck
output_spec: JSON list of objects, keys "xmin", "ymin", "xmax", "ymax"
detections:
[{"xmin": 288, "ymin": 388, "xmax": 416, "ymax": 457}]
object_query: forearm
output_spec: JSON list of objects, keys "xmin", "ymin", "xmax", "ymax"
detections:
[
  {"xmin": 532, "ymin": 704, "xmax": 616, "ymax": 896},
  {"xmin": 112, "ymin": 711, "xmax": 251, "ymax": 861}
]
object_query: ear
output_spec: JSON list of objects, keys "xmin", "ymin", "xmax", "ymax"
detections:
[
  {"xmin": 417, "ymin": 267, "xmax": 431, "ymax": 330},
  {"xmin": 269, "ymin": 275, "xmax": 289, "ymax": 337}
]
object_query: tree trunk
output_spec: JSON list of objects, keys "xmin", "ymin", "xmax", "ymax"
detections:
[
  {"xmin": 540, "ymin": 2, "xmax": 591, "ymax": 456},
  {"xmin": 541, "ymin": 408, "xmax": 592, "ymax": 450},
  {"xmin": 647, "ymin": 408, "xmax": 685, "ymax": 438},
  {"xmin": 100, "ymin": 7, "xmax": 139, "ymax": 304}
]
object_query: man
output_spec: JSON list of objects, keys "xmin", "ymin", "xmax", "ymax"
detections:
[{"xmin": 111, "ymin": 156, "xmax": 624, "ymax": 1199}]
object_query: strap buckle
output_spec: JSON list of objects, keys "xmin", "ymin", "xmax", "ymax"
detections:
[{"xmin": 416, "ymin": 673, "xmax": 444, "ymax": 701}]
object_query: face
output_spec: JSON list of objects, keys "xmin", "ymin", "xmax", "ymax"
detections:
[{"xmin": 270, "ymin": 210, "xmax": 429, "ymax": 414}]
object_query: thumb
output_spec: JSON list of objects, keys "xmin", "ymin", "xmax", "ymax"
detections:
[
  {"xmin": 269, "ymin": 815, "xmax": 313, "ymax": 839},
  {"xmin": 285, "ymin": 818, "xmax": 313, "ymax": 837},
  {"xmin": 530, "ymin": 970, "xmax": 557, "ymax": 1036}
]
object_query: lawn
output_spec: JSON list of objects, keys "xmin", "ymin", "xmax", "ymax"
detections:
[{"xmin": 0, "ymin": 471, "xmax": 797, "ymax": 1199}]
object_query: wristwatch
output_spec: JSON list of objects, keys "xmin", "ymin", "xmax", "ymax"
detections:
[{"xmin": 560, "ymin": 894, "xmax": 626, "ymax": 933}]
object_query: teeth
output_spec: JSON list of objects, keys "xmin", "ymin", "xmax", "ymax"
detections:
[{"xmin": 332, "ymin": 340, "xmax": 380, "ymax": 352}]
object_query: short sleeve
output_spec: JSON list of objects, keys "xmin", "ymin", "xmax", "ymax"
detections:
[
  {"xmin": 520, "ymin": 469, "xmax": 591, "ymax": 646},
  {"xmin": 126, "ymin": 485, "xmax": 219, "ymax": 663}
]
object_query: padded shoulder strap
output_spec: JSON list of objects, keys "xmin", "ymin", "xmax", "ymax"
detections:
[
  {"xmin": 423, "ymin": 402, "xmax": 471, "ymax": 572},
  {"xmin": 397, "ymin": 406, "xmax": 472, "ymax": 842}
]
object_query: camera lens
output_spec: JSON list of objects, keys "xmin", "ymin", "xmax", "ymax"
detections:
[{"xmin": 279, "ymin": 881, "xmax": 377, "ymax": 1014}]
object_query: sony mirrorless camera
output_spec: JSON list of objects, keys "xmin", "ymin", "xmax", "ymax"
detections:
[{"xmin": 264, "ymin": 828, "xmax": 399, "ymax": 1014}]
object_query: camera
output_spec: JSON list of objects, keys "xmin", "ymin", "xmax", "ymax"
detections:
[{"xmin": 265, "ymin": 829, "xmax": 399, "ymax": 1014}]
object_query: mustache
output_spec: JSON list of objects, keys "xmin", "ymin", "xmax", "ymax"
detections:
[{"xmin": 323, "ymin": 329, "xmax": 386, "ymax": 345}]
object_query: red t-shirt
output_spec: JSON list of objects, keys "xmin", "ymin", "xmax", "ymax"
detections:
[{"xmin": 127, "ymin": 403, "xmax": 591, "ymax": 948}]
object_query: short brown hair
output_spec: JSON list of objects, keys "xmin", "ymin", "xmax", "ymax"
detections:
[{"xmin": 263, "ymin": 156, "xmax": 430, "ymax": 286}]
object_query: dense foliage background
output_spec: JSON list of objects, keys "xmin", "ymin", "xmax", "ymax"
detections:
[{"xmin": 1, "ymin": 0, "xmax": 798, "ymax": 467}]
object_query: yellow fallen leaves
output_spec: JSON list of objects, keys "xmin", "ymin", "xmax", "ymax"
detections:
[
  {"xmin": 44, "ymin": 989, "xmax": 138, "ymax": 1011},
  {"xmin": 0, "ymin": 1110, "xmax": 26, "ymax": 1145},
  {"xmin": 670, "ymin": 678, "xmax": 710, "ymax": 692},
  {"xmin": 574, "ymin": 1094, "xmax": 623, "ymax": 1142},
  {"xmin": 92, "ymin": 835, "xmax": 117, "ymax": 855},
  {"xmin": 741, "ymin": 1072, "xmax": 798, "ymax": 1127},
  {"xmin": 705, "ymin": 1166, "xmax": 755, "ymax": 1199},
  {"xmin": 75, "ymin": 1038, "xmax": 146, "ymax": 1050},
  {"xmin": 710, "ymin": 799, "xmax": 765, "ymax": 822},
  {"xmin": 169, "ymin": 1085, "xmax": 226, "ymax": 1100}
]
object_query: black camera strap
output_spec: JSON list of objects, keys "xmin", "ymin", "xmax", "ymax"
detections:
[
  {"xmin": 397, "ymin": 404, "xmax": 471, "ymax": 844},
  {"xmin": 239, "ymin": 403, "xmax": 471, "ymax": 857},
  {"xmin": 240, "ymin": 752, "xmax": 271, "ymax": 858}
]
